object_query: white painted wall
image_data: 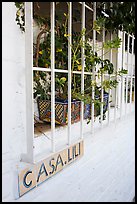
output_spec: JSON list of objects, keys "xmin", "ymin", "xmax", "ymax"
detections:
[
  {"xmin": 2, "ymin": 2, "xmax": 27, "ymax": 201},
  {"xmin": 2, "ymin": 2, "xmax": 135, "ymax": 202}
]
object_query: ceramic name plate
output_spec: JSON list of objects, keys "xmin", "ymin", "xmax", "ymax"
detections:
[{"xmin": 18, "ymin": 140, "xmax": 84, "ymax": 197}]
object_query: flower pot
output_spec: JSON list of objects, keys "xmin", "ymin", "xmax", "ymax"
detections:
[
  {"xmin": 103, "ymin": 93, "xmax": 109, "ymax": 113},
  {"xmin": 37, "ymin": 99, "xmax": 81, "ymax": 125},
  {"xmin": 84, "ymin": 104, "xmax": 91, "ymax": 119},
  {"xmin": 84, "ymin": 93, "xmax": 109, "ymax": 119}
]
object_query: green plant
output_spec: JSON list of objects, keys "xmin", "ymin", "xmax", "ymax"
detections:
[
  {"xmin": 33, "ymin": 4, "xmax": 128, "ymax": 123},
  {"xmin": 14, "ymin": 2, "xmax": 129, "ymax": 122},
  {"xmin": 55, "ymin": 76, "xmax": 68, "ymax": 99},
  {"xmin": 96, "ymin": 2, "xmax": 135, "ymax": 35},
  {"xmin": 15, "ymin": 2, "xmax": 25, "ymax": 32},
  {"xmin": 15, "ymin": 2, "xmax": 135, "ymax": 35},
  {"xmin": 33, "ymin": 71, "xmax": 51, "ymax": 100}
]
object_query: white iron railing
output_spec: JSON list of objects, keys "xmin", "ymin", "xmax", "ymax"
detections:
[{"xmin": 23, "ymin": 2, "xmax": 135, "ymax": 164}]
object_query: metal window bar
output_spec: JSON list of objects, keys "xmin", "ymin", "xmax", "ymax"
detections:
[
  {"xmin": 120, "ymin": 30, "xmax": 125, "ymax": 119},
  {"xmin": 100, "ymin": 4, "xmax": 105, "ymax": 127},
  {"xmin": 79, "ymin": 2, "xmax": 93, "ymax": 12},
  {"xmin": 125, "ymin": 33, "xmax": 130, "ymax": 115},
  {"xmin": 33, "ymin": 67, "xmax": 114, "ymax": 77},
  {"xmin": 68, "ymin": 2, "xmax": 72, "ymax": 145},
  {"xmin": 24, "ymin": 2, "xmax": 132, "ymax": 162},
  {"xmin": 107, "ymin": 31, "xmax": 113, "ymax": 124},
  {"xmin": 134, "ymin": 76, "xmax": 135, "ymax": 103},
  {"xmin": 114, "ymin": 30, "xmax": 120, "ymax": 124},
  {"xmin": 33, "ymin": 67, "xmax": 93, "ymax": 75},
  {"xmin": 91, "ymin": 2, "xmax": 96, "ymax": 134},
  {"xmin": 51, "ymin": 2, "xmax": 55, "ymax": 152},
  {"xmin": 21, "ymin": 2, "xmax": 34, "ymax": 163},
  {"xmin": 129, "ymin": 35, "xmax": 134, "ymax": 107},
  {"xmin": 133, "ymin": 37, "xmax": 135, "ymax": 105},
  {"xmin": 107, "ymin": 2, "xmax": 113, "ymax": 124},
  {"xmin": 80, "ymin": 2, "xmax": 85, "ymax": 139},
  {"xmin": 33, "ymin": 67, "xmax": 116, "ymax": 77}
]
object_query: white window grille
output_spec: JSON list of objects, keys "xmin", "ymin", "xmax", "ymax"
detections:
[{"xmin": 22, "ymin": 2, "xmax": 135, "ymax": 164}]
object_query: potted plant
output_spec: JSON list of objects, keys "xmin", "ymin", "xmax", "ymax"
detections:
[
  {"xmin": 14, "ymin": 2, "xmax": 129, "ymax": 125},
  {"xmin": 33, "ymin": 13, "xmax": 82, "ymax": 125},
  {"xmin": 33, "ymin": 9, "xmax": 124, "ymax": 125}
]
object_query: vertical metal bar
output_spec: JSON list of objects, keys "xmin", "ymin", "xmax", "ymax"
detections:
[
  {"xmin": 107, "ymin": 2, "xmax": 113, "ymax": 124},
  {"xmin": 80, "ymin": 2, "xmax": 85, "ymax": 139},
  {"xmin": 107, "ymin": 32, "xmax": 112, "ymax": 124},
  {"xmin": 114, "ymin": 30, "xmax": 119, "ymax": 124},
  {"xmin": 68, "ymin": 2, "xmax": 72, "ymax": 145},
  {"xmin": 91, "ymin": 2, "xmax": 96, "ymax": 134},
  {"xmin": 120, "ymin": 31, "xmax": 125, "ymax": 119},
  {"xmin": 129, "ymin": 36, "xmax": 134, "ymax": 107},
  {"xmin": 21, "ymin": 2, "xmax": 34, "ymax": 163},
  {"xmin": 51, "ymin": 2, "xmax": 55, "ymax": 152},
  {"xmin": 125, "ymin": 33, "xmax": 129, "ymax": 115},
  {"xmin": 134, "ymin": 76, "xmax": 135, "ymax": 103},
  {"xmin": 133, "ymin": 36, "xmax": 135, "ymax": 104},
  {"xmin": 100, "ymin": 4, "xmax": 105, "ymax": 126}
]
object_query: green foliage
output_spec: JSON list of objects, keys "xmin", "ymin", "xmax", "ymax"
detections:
[
  {"xmin": 96, "ymin": 2, "xmax": 135, "ymax": 35},
  {"xmin": 118, "ymin": 69, "xmax": 128, "ymax": 76},
  {"xmin": 72, "ymin": 92, "xmax": 91, "ymax": 105},
  {"xmin": 33, "ymin": 9, "xmax": 127, "ymax": 119},
  {"xmin": 14, "ymin": 2, "xmax": 129, "ymax": 121},
  {"xmin": 15, "ymin": 2, "xmax": 23, "ymax": 8},
  {"xmin": 93, "ymin": 16, "xmax": 106, "ymax": 34},
  {"xmin": 103, "ymin": 37, "xmax": 122, "ymax": 49},
  {"xmin": 102, "ymin": 79, "xmax": 118, "ymax": 92},
  {"xmin": 55, "ymin": 77, "xmax": 67, "ymax": 98},
  {"xmin": 33, "ymin": 71, "xmax": 51, "ymax": 100},
  {"xmin": 15, "ymin": 2, "xmax": 25, "ymax": 32},
  {"xmin": 99, "ymin": 59, "xmax": 114, "ymax": 75},
  {"xmin": 15, "ymin": 2, "xmax": 135, "ymax": 35}
]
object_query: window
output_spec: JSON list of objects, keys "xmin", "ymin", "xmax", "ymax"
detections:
[
  {"xmin": 23, "ymin": 2, "xmax": 91, "ymax": 163},
  {"xmin": 23, "ymin": 2, "xmax": 134, "ymax": 164}
]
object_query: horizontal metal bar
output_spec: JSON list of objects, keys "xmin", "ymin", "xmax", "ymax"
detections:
[
  {"xmin": 83, "ymin": 71, "xmax": 92, "ymax": 75},
  {"xmin": 126, "ymin": 75, "xmax": 135, "ymax": 78},
  {"xmin": 53, "ymin": 69, "xmax": 68, "ymax": 73},
  {"xmin": 73, "ymin": 71, "xmax": 92, "ymax": 75},
  {"xmin": 116, "ymin": 74, "xmax": 135, "ymax": 79},
  {"xmin": 33, "ymin": 67, "xmax": 93, "ymax": 75},
  {"xmin": 33, "ymin": 67, "xmax": 51, "ymax": 72},
  {"xmin": 33, "ymin": 68, "xmax": 134, "ymax": 79}
]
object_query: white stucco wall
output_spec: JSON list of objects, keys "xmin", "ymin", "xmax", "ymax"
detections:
[
  {"xmin": 2, "ymin": 2, "xmax": 135, "ymax": 202},
  {"xmin": 2, "ymin": 2, "xmax": 27, "ymax": 201}
]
